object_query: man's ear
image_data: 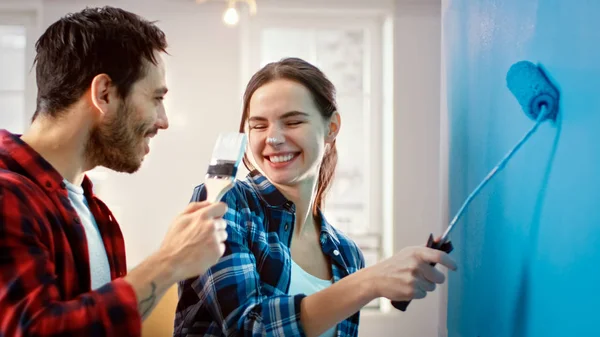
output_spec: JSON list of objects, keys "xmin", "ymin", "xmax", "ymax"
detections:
[{"xmin": 90, "ymin": 74, "xmax": 117, "ymax": 117}]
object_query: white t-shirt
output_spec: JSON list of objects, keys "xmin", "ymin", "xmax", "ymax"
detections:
[
  {"xmin": 288, "ymin": 259, "xmax": 336, "ymax": 337},
  {"xmin": 63, "ymin": 179, "xmax": 111, "ymax": 290}
]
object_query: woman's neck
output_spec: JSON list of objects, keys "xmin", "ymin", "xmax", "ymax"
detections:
[{"xmin": 273, "ymin": 177, "xmax": 319, "ymax": 236}]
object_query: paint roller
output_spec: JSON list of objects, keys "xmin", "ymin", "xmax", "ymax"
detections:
[{"xmin": 391, "ymin": 60, "xmax": 560, "ymax": 311}]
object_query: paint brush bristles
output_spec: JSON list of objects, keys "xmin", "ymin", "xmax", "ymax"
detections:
[{"xmin": 204, "ymin": 132, "xmax": 247, "ymax": 203}]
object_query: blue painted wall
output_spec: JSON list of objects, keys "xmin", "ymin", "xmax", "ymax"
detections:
[{"xmin": 444, "ymin": 1, "xmax": 600, "ymax": 336}]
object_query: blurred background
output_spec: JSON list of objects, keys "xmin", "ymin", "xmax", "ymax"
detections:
[{"xmin": 1, "ymin": 0, "xmax": 445, "ymax": 335}]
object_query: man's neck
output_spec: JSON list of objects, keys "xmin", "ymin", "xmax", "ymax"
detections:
[{"xmin": 21, "ymin": 111, "xmax": 93, "ymax": 186}]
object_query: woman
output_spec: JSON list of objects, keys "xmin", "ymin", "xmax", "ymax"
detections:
[{"xmin": 174, "ymin": 57, "xmax": 457, "ymax": 337}]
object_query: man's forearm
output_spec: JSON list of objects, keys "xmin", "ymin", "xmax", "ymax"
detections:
[{"xmin": 124, "ymin": 252, "xmax": 180, "ymax": 320}]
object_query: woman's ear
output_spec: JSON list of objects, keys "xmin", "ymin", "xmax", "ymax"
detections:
[
  {"xmin": 90, "ymin": 73, "xmax": 117, "ymax": 118},
  {"xmin": 326, "ymin": 111, "xmax": 341, "ymax": 143}
]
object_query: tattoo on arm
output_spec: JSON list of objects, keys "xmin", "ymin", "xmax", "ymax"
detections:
[{"xmin": 139, "ymin": 281, "xmax": 157, "ymax": 319}]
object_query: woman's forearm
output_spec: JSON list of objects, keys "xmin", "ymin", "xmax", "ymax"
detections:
[{"xmin": 299, "ymin": 268, "xmax": 374, "ymax": 337}]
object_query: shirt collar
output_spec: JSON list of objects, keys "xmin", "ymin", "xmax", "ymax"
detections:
[
  {"xmin": 247, "ymin": 170, "xmax": 293, "ymax": 209},
  {"xmin": 0, "ymin": 129, "xmax": 95, "ymax": 195},
  {"xmin": 319, "ymin": 215, "xmax": 349, "ymax": 274}
]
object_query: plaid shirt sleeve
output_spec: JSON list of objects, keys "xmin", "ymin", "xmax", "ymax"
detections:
[
  {"xmin": 0, "ymin": 184, "xmax": 141, "ymax": 337},
  {"xmin": 176, "ymin": 186, "xmax": 307, "ymax": 337}
]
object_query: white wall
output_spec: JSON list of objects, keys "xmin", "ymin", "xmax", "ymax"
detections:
[
  {"xmin": 378, "ymin": 1, "xmax": 447, "ymax": 336},
  {"xmin": 6, "ymin": 0, "xmax": 446, "ymax": 335},
  {"xmin": 438, "ymin": 1, "xmax": 452, "ymax": 335}
]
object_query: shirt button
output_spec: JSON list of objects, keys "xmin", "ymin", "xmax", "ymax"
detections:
[
  {"xmin": 73, "ymin": 217, "xmax": 81, "ymax": 224},
  {"xmin": 284, "ymin": 224, "xmax": 289, "ymax": 231},
  {"xmin": 45, "ymin": 181, "xmax": 52, "ymax": 188},
  {"xmin": 333, "ymin": 250, "xmax": 340, "ymax": 256}
]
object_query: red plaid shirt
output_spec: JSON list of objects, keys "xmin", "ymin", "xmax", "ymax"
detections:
[{"xmin": 0, "ymin": 130, "xmax": 141, "ymax": 336}]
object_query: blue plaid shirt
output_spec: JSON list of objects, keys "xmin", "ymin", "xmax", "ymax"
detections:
[{"xmin": 174, "ymin": 171, "xmax": 365, "ymax": 337}]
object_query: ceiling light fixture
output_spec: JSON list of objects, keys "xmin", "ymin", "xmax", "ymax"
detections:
[{"xmin": 196, "ymin": 0, "xmax": 257, "ymax": 26}]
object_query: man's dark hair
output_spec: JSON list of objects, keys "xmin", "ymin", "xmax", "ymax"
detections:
[{"xmin": 32, "ymin": 6, "xmax": 168, "ymax": 119}]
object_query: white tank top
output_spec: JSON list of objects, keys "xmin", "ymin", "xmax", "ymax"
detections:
[{"xmin": 288, "ymin": 259, "xmax": 337, "ymax": 337}]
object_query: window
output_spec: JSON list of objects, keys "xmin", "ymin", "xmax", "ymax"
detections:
[
  {"xmin": 243, "ymin": 11, "xmax": 387, "ymax": 310},
  {"xmin": 0, "ymin": 25, "xmax": 26, "ymax": 133}
]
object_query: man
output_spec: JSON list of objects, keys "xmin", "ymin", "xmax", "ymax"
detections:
[{"xmin": 0, "ymin": 6, "xmax": 228, "ymax": 336}]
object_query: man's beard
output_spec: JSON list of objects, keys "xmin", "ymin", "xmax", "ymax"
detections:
[{"xmin": 85, "ymin": 100, "xmax": 154, "ymax": 173}]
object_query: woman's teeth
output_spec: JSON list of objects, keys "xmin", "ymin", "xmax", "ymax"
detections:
[{"xmin": 270, "ymin": 154, "xmax": 295, "ymax": 163}]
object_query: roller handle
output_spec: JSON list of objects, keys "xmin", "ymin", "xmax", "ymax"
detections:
[{"xmin": 391, "ymin": 234, "xmax": 454, "ymax": 311}]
